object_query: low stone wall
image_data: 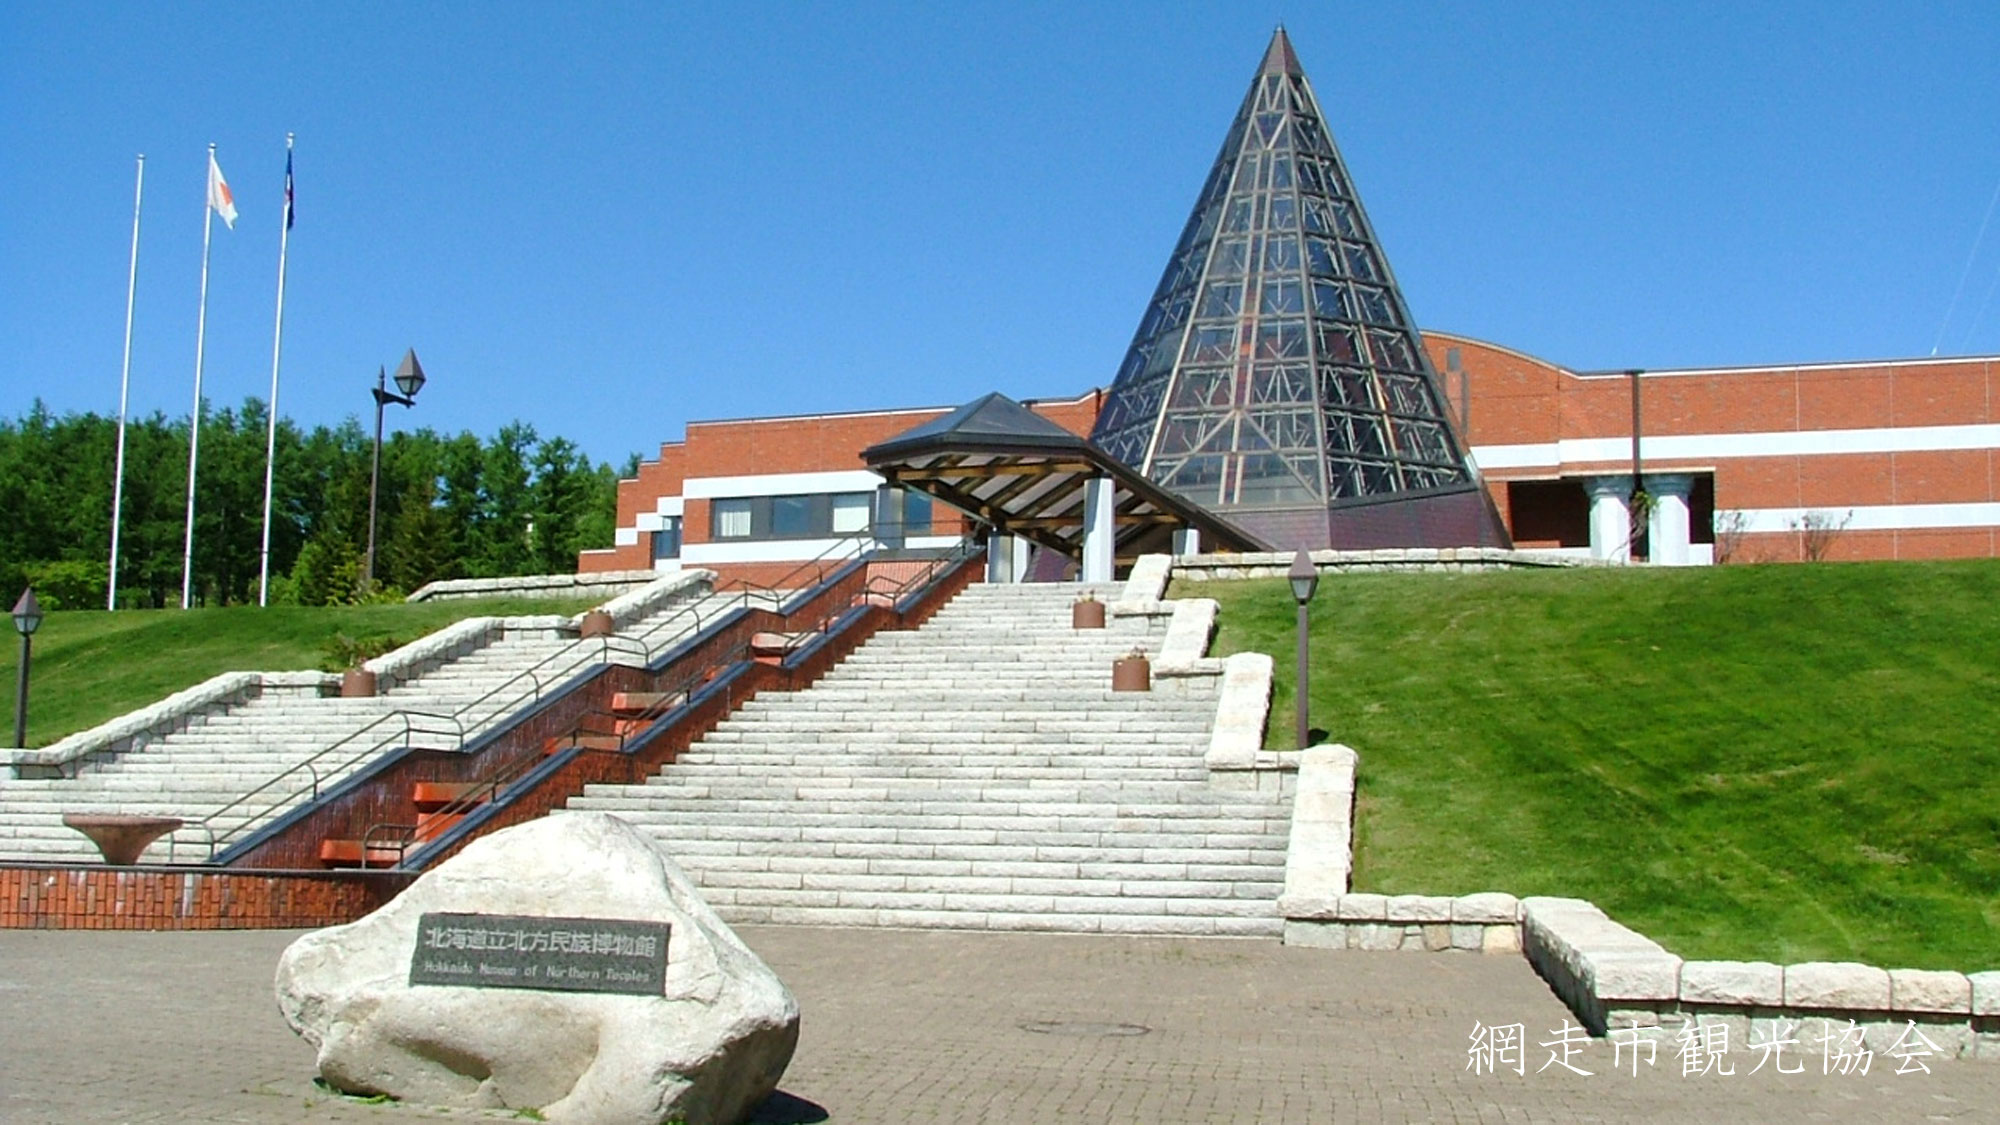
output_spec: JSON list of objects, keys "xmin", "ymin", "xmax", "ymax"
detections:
[
  {"xmin": 1522, "ymin": 896, "xmax": 2000, "ymax": 1058},
  {"xmin": 1270, "ymin": 744, "xmax": 1998, "ymax": 1060},
  {"xmin": 1173, "ymin": 547, "xmax": 1598, "ymax": 582},
  {"xmin": 1153, "ymin": 598, "xmax": 1218, "ymax": 675},
  {"xmin": 406, "ymin": 569, "xmax": 665, "ymax": 602},
  {"xmin": 10, "ymin": 671, "xmax": 333, "ymax": 779},
  {"xmin": 588, "ymin": 569, "xmax": 716, "ymax": 632},
  {"xmin": 1204, "ymin": 652, "xmax": 1291, "ymax": 783},
  {"xmin": 1284, "ymin": 893, "xmax": 1523, "ymax": 955}
]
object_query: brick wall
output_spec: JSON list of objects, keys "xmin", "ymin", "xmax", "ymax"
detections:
[{"xmin": 0, "ymin": 864, "xmax": 409, "ymax": 930}]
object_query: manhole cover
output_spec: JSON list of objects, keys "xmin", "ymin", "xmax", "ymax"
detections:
[{"xmin": 1018, "ymin": 1020, "xmax": 1150, "ymax": 1037}]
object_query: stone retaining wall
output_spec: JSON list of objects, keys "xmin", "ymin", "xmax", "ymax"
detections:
[
  {"xmin": 1173, "ymin": 547, "xmax": 1600, "ymax": 582},
  {"xmin": 406, "ymin": 569, "xmax": 665, "ymax": 602},
  {"xmin": 589, "ymin": 569, "xmax": 716, "ymax": 631},
  {"xmin": 1271, "ymin": 743, "xmax": 1997, "ymax": 1059},
  {"xmin": 1284, "ymin": 893, "xmax": 1523, "ymax": 954},
  {"xmin": 10, "ymin": 671, "xmax": 333, "ymax": 779},
  {"xmin": 1522, "ymin": 895, "xmax": 2000, "ymax": 1058}
]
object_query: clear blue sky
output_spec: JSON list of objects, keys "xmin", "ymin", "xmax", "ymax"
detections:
[{"xmin": 6, "ymin": 2, "xmax": 2000, "ymax": 469}]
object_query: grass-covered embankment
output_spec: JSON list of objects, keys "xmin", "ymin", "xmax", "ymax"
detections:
[
  {"xmin": 0, "ymin": 597, "xmax": 598, "ymax": 749},
  {"xmin": 1193, "ymin": 561, "xmax": 2000, "ymax": 969}
]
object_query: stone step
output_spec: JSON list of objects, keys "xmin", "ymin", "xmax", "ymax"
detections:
[
  {"xmin": 589, "ymin": 815, "xmax": 1289, "ymax": 846},
  {"xmin": 575, "ymin": 783, "xmax": 1281, "ymax": 811},
  {"xmin": 665, "ymin": 750, "xmax": 1210, "ymax": 768},
  {"xmin": 699, "ymin": 901, "xmax": 1282, "ymax": 938}
]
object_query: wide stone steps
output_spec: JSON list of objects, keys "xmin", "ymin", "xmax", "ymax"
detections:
[
  {"xmin": 0, "ymin": 586, "xmax": 728, "ymax": 863},
  {"xmin": 563, "ymin": 580, "xmax": 1289, "ymax": 938}
]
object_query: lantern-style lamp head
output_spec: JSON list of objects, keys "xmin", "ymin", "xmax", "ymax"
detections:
[
  {"xmin": 1287, "ymin": 550, "xmax": 1319, "ymax": 605},
  {"xmin": 392, "ymin": 349, "xmax": 427, "ymax": 399},
  {"xmin": 12, "ymin": 587, "xmax": 42, "ymax": 637}
]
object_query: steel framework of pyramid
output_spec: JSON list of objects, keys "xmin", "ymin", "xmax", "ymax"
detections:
[{"xmin": 1089, "ymin": 29, "xmax": 1511, "ymax": 550}]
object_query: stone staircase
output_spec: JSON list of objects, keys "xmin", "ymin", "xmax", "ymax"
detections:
[
  {"xmin": 0, "ymin": 589, "xmax": 742, "ymax": 864},
  {"xmin": 566, "ymin": 582, "xmax": 1295, "ymax": 937}
]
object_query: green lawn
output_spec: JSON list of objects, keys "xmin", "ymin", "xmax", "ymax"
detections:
[
  {"xmin": 0, "ymin": 597, "xmax": 598, "ymax": 749},
  {"xmin": 1191, "ymin": 561, "xmax": 2000, "ymax": 969}
]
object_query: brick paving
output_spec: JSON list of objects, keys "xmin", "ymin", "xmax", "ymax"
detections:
[{"xmin": 1, "ymin": 925, "xmax": 1994, "ymax": 1123}]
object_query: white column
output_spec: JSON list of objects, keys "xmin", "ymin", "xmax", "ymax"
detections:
[
  {"xmin": 1172, "ymin": 527, "xmax": 1201, "ymax": 556},
  {"xmin": 1585, "ymin": 475, "xmax": 1633, "ymax": 562},
  {"xmin": 1009, "ymin": 535, "xmax": 1033, "ymax": 583},
  {"xmin": 1646, "ymin": 473, "xmax": 1695, "ymax": 566},
  {"xmin": 985, "ymin": 531, "xmax": 1010, "ymax": 584},
  {"xmin": 1081, "ymin": 476, "xmax": 1115, "ymax": 583}
]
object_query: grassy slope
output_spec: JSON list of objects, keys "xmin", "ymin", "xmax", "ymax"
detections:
[
  {"xmin": 0, "ymin": 597, "xmax": 598, "ymax": 749},
  {"xmin": 1193, "ymin": 561, "xmax": 2000, "ymax": 969}
]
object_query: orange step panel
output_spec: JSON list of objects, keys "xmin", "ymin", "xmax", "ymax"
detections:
[
  {"xmin": 414, "ymin": 811, "xmax": 466, "ymax": 841},
  {"xmin": 411, "ymin": 781, "xmax": 489, "ymax": 811},
  {"xmin": 318, "ymin": 840, "xmax": 404, "ymax": 868}
]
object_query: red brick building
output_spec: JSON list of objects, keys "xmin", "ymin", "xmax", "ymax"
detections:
[
  {"xmin": 580, "ymin": 31, "xmax": 2000, "ymax": 580},
  {"xmin": 578, "ymin": 340, "xmax": 2000, "ymax": 580}
]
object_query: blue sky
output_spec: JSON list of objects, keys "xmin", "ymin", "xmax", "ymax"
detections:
[{"xmin": 5, "ymin": 2, "xmax": 2000, "ymax": 468}]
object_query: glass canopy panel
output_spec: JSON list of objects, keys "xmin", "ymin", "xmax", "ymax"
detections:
[{"xmin": 1090, "ymin": 29, "xmax": 1480, "ymax": 513}]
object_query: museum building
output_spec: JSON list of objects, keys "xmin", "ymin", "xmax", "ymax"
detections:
[{"xmin": 579, "ymin": 31, "xmax": 2000, "ymax": 581}]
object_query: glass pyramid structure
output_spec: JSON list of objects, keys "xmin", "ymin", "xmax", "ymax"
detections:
[{"xmin": 1090, "ymin": 29, "xmax": 1510, "ymax": 550}]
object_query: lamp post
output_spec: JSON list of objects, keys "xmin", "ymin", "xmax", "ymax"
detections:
[
  {"xmin": 363, "ymin": 349, "xmax": 427, "ymax": 591},
  {"xmin": 12, "ymin": 587, "xmax": 43, "ymax": 748},
  {"xmin": 1287, "ymin": 550, "xmax": 1319, "ymax": 750}
]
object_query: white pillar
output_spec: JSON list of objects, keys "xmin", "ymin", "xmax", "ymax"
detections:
[
  {"xmin": 1009, "ymin": 535, "xmax": 1033, "ymax": 583},
  {"xmin": 1585, "ymin": 475, "xmax": 1633, "ymax": 562},
  {"xmin": 1172, "ymin": 527, "xmax": 1201, "ymax": 556},
  {"xmin": 1646, "ymin": 473, "xmax": 1695, "ymax": 566},
  {"xmin": 1081, "ymin": 476, "xmax": 1115, "ymax": 583},
  {"xmin": 985, "ymin": 531, "xmax": 1011, "ymax": 584}
]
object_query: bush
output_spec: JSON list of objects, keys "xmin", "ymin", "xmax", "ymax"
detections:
[
  {"xmin": 25, "ymin": 558, "xmax": 109, "ymax": 611},
  {"xmin": 318, "ymin": 632, "xmax": 407, "ymax": 672}
]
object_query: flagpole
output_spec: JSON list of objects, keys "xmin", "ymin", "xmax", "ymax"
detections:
[
  {"xmin": 258, "ymin": 134, "xmax": 294, "ymax": 607},
  {"xmin": 108, "ymin": 154, "xmax": 145, "ymax": 612},
  {"xmin": 182, "ymin": 143, "xmax": 218, "ymax": 610}
]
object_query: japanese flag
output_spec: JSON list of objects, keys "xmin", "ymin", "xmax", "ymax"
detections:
[{"xmin": 207, "ymin": 151, "xmax": 237, "ymax": 229}]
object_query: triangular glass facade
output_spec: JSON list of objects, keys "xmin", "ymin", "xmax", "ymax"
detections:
[{"xmin": 1092, "ymin": 30, "xmax": 1485, "ymax": 524}]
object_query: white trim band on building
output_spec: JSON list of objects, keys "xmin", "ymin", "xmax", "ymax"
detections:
[
  {"xmin": 1473, "ymin": 422, "xmax": 2000, "ymax": 471},
  {"xmin": 1724, "ymin": 502, "xmax": 2000, "ymax": 535},
  {"xmin": 682, "ymin": 469, "xmax": 886, "ymax": 500}
]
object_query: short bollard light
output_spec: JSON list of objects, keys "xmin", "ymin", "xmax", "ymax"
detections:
[
  {"xmin": 12, "ymin": 586, "xmax": 43, "ymax": 749},
  {"xmin": 1287, "ymin": 550, "xmax": 1319, "ymax": 750}
]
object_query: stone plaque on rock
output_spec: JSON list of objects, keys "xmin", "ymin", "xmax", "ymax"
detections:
[
  {"xmin": 410, "ymin": 913, "xmax": 669, "ymax": 995},
  {"xmin": 277, "ymin": 813, "xmax": 798, "ymax": 1125}
]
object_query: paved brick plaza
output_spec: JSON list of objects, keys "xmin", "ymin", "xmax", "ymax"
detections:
[{"xmin": 1, "ymin": 925, "xmax": 1992, "ymax": 1123}]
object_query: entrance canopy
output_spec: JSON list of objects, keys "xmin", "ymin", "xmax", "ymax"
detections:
[{"xmin": 863, "ymin": 393, "xmax": 1269, "ymax": 568}]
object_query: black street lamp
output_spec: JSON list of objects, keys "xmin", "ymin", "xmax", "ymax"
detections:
[
  {"xmin": 363, "ymin": 349, "xmax": 427, "ymax": 590},
  {"xmin": 12, "ymin": 587, "xmax": 43, "ymax": 748},
  {"xmin": 1287, "ymin": 550, "xmax": 1320, "ymax": 750}
]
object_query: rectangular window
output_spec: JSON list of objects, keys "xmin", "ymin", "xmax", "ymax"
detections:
[
  {"xmin": 770, "ymin": 495, "xmax": 814, "ymax": 537},
  {"xmin": 651, "ymin": 516, "xmax": 682, "ymax": 561},
  {"xmin": 713, "ymin": 499, "xmax": 753, "ymax": 539},
  {"xmin": 902, "ymin": 490, "xmax": 932, "ymax": 534},
  {"xmin": 831, "ymin": 492, "xmax": 871, "ymax": 534}
]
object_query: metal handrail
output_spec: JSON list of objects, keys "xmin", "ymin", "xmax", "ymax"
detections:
[
  {"xmin": 176, "ymin": 532, "xmax": 977, "ymax": 863},
  {"xmin": 180, "ymin": 707, "xmax": 462, "ymax": 859},
  {"xmin": 359, "ymin": 638, "xmax": 755, "ymax": 863},
  {"xmin": 391, "ymin": 537, "xmax": 985, "ymax": 871}
]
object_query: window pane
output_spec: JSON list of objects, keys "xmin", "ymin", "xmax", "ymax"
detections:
[
  {"xmin": 652, "ymin": 516, "xmax": 682, "ymax": 560},
  {"xmin": 714, "ymin": 500, "xmax": 751, "ymax": 539},
  {"xmin": 831, "ymin": 493, "xmax": 871, "ymax": 534},
  {"xmin": 902, "ymin": 490, "xmax": 932, "ymax": 534},
  {"xmin": 772, "ymin": 495, "xmax": 813, "ymax": 537}
]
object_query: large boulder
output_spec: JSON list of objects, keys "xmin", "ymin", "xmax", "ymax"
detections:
[{"xmin": 276, "ymin": 813, "xmax": 799, "ymax": 1125}]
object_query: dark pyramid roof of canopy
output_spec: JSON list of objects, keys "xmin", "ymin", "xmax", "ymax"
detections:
[{"xmin": 869, "ymin": 392, "xmax": 1086, "ymax": 457}]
